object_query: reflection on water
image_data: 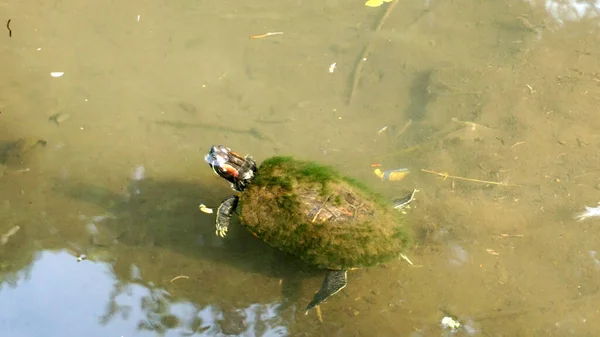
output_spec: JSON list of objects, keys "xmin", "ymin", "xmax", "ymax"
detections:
[
  {"xmin": 541, "ymin": 0, "xmax": 600, "ymax": 24},
  {"xmin": 0, "ymin": 250, "xmax": 288, "ymax": 337},
  {"xmin": 3, "ymin": 0, "xmax": 600, "ymax": 335}
]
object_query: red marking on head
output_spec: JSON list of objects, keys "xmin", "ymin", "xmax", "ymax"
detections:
[{"xmin": 221, "ymin": 164, "xmax": 239, "ymax": 178}]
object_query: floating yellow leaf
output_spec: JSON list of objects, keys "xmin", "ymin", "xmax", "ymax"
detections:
[
  {"xmin": 365, "ymin": 0, "xmax": 382, "ymax": 6},
  {"xmin": 365, "ymin": 0, "xmax": 393, "ymax": 7}
]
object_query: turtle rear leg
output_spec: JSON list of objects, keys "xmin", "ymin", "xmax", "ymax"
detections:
[
  {"xmin": 305, "ymin": 269, "xmax": 347, "ymax": 313},
  {"xmin": 216, "ymin": 195, "xmax": 239, "ymax": 237}
]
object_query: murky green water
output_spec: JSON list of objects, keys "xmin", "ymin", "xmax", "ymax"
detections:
[{"xmin": 2, "ymin": 0, "xmax": 600, "ymax": 335}]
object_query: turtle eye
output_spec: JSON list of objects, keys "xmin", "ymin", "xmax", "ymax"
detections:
[{"xmin": 204, "ymin": 153, "xmax": 219, "ymax": 167}]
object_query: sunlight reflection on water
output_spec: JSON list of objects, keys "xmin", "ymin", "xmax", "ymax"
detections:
[{"xmin": 0, "ymin": 250, "xmax": 288, "ymax": 337}]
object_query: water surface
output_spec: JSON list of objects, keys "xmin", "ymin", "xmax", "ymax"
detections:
[{"xmin": 2, "ymin": 0, "xmax": 600, "ymax": 335}]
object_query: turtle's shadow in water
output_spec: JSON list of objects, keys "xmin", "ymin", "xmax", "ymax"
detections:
[{"xmin": 54, "ymin": 177, "xmax": 321, "ymax": 310}]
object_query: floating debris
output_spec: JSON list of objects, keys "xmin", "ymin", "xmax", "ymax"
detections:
[
  {"xmin": 495, "ymin": 233, "xmax": 524, "ymax": 238},
  {"xmin": 486, "ymin": 248, "xmax": 500, "ymax": 256},
  {"xmin": 48, "ymin": 112, "xmax": 70, "ymax": 125},
  {"xmin": 0, "ymin": 225, "xmax": 20, "ymax": 245},
  {"xmin": 376, "ymin": 126, "xmax": 388, "ymax": 135},
  {"xmin": 399, "ymin": 253, "xmax": 413, "ymax": 265},
  {"xmin": 131, "ymin": 165, "xmax": 145, "ymax": 181},
  {"xmin": 349, "ymin": 0, "xmax": 398, "ymax": 103},
  {"xmin": 396, "ymin": 119, "xmax": 412, "ymax": 138},
  {"xmin": 328, "ymin": 62, "xmax": 337, "ymax": 73},
  {"xmin": 170, "ymin": 275, "xmax": 189, "ymax": 283},
  {"xmin": 441, "ymin": 316, "xmax": 461, "ymax": 330},
  {"xmin": 421, "ymin": 168, "xmax": 519, "ymax": 187},
  {"xmin": 6, "ymin": 19, "xmax": 12, "ymax": 38},
  {"xmin": 373, "ymin": 168, "xmax": 409, "ymax": 181},
  {"xmin": 249, "ymin": 31, "xmax": 283, "ymax": 39},
  {"xmin": 365, "ymin": 0, "xmax": 393, "ymax": 7},
  {"xmin": 77, "ymin": 254, "xmax": 87, "ymax": 262},
  {"xmin": 576, "ymin": 204, "xmax": 600, "ymax": 221},
  {"xmin": 50, "ymin": 72, "xmax": 64, "ymax": 78}
]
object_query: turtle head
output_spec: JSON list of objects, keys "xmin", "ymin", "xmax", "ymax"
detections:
[{"xmin": 205, "ymin": 145, "xmax": 257, "ymax": 192}]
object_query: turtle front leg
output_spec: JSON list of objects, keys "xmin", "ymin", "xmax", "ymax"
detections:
[
  {"xmin": 305, "ymin": 269, "xmax": 348, "ymax": 313},
  {"xmin": 216, "ymin": 195, "xmax": 239, "ymax": 237}
]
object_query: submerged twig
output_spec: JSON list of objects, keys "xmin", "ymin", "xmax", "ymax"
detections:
[
  {"xmin": 510, "ymin": 141, "xmax": 526, "ymax": 149},
  {"xmin": 250, "ymin": 32, "xmax": 283, "ymax": 39},
  {"xmin": 6, "ymin": 19, "xmax": 11, "ymax": 38},
  {"xmin": 495, "ymin": 234, "xmax": 524, "ymax": 238},
  {"xmin": 421, "ymin": 169, "xmax": 520, "ymax": 187},
  {"xmin": 170, "ymin": 275, "xmax": 190, "ymax": 283},
  {"xmin": 451, "ymin": 117, "xmax": 490, "ymax": 131},
  {"xmin": 0, "ymin": 225, "xmax": 20, "ymax": 245},
  {"xmin": 311, "ymin": 191, "xmax": 336, "ymax": 223},
  {"xmin": 396, "ymin": 119, "xmax": 412, "ymax": 138},
  {"xmin": 348, "ymin": 0, "xmax": 400, "ymax": 105},
  {"xmin": 399, "ymin": 253, "xmax": 413, "ymax": 265},
  {"xmin": 155, "ymin": 120, "xmax": 275, "ymax": 143}
]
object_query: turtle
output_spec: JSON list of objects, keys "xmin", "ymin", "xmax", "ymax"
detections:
[{"xmin": 204, "ymin": 145, "xmax": 413, "ymax": 312}]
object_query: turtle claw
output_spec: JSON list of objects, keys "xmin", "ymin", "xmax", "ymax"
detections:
[{"xmin": 216, "ymin": 227, "xmax": 228, "ymax": 238}]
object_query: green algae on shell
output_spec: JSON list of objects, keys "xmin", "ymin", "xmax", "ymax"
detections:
[{"xmin": 238, "ymin": 156, "xmax": 411, "ymax": 270}]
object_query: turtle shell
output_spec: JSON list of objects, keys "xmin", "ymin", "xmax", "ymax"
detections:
[{"xmin": 239, "ymin": 156, "xmax": 411, "ymax": 270}]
